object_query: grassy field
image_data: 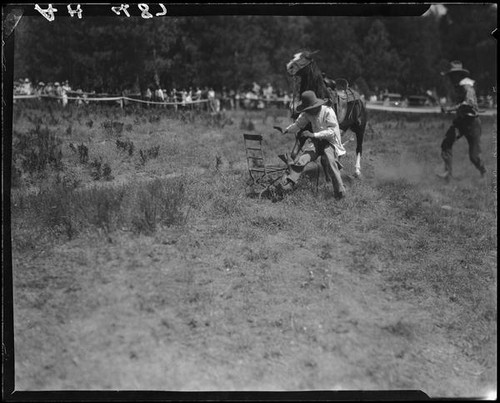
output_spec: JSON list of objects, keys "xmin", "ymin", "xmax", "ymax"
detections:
[{"xmin": 10, "ymin": 100, "xmax": 497, "ymax": 396}]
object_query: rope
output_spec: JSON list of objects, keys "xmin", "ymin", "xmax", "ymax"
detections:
[
  {"xmin": 13, "ymin": 94, "xmax": 210, "ymax": 106},
  {"xmin": 13, "ymin": 94, "xmax": 291, "ymax": 107},
  {"xmin": 13, "ymin": 94, "xmax": 495, "ymax": 115},
  {"xmin": 122, "ymin": 96, "xmax": 209, "ymax": 106}
]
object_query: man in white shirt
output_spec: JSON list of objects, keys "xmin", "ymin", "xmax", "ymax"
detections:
[
  {"xmin": 208, "ymin": 87, "xmax": 216, "ymax": 112},
  {"xmin": 62, "ymin": 80, "xmax": 71, "ymax": 107},
  {"xmin": 282, "ymin": 90, "xmax": 346, "ymax": 199}
]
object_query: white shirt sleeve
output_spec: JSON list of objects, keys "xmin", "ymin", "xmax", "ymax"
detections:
[
  {"xmin": 311, "ymin": 108, "xmax": 337, "ymax": 143},
  {"xmin": 285, "ymin": 112, "xmax": 309, "ymax": 134}
]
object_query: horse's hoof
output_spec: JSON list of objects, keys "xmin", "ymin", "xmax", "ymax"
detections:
[{"xmin": 354, "ymin": 171, "xmax": 362, "ymax": 178}]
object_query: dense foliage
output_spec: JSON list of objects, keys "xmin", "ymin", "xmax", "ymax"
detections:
[{"xmin": 12, "ymin": 5, "xmax": 497, "ymax": 96}]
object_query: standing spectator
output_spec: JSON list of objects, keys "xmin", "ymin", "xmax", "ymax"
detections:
[
  {"xmin": 54, "ymin": 82, "xmax": 62, "ymax": 103},
  {"xmin": 63, "ymin": 79, "xmax": 72, "ymax": 92},
  {"xmin": 23, "ymin": 78, "xmax": 32, "ymax": 95},
  {"xmin": 235, "ymin": 90, "xmax": 241, "ymax": 110},
  {"xmin": 145, "ymin": 86, "xmax": 152, "ymax": 105},
  {"xmin": 426, "ymin": 89, "xmax": 438, "ymax": 106},
  {"xmin": 221, "ymin": 87, "xmax": 229, "ymax": 111},
  {"xmin": 228, "ymin": 88, "xmax": 235, "ymax": 110},
  {"xmin": 155, "ymin": 86, "xmax": 165, "ymax": 108},
  {"xmin": 214, "ymin": 93, "xmax": 221, "ymax": 112},
  {"xmin": 76, "ymin": 89, "xmax": 84, "ymax": 106},
  {"xmin": 438, "ymin": 61, "xmax": 486, "ymax": 181},
  {"xmin": 194, "ymin": 87, "xmax": 202, "ymax": 101},
  {"xmin": 263, "ymin": 82, "xmax": 274, "ymax": 106},
  {"xmin": 14, "ymin": 79, "xmax": 22, "ymax": 95},
  {"xmin": 252, "ymin": 81, "xmax": 261, "ymax": 95},
  {"xmin": 283, "ymin": 92, "xmax": 291, "ymax": 109},
  {"xmin": 62, "ymin": 80, "xmax": 71, "ymax": 107},
  {"xmin": 44, "ymin": 82, "xmax": 53, "ymax": 96},
  {"xmin": 186, "ymin": 88, "xmax": 193, "ymax": 109},
  {"xmin": 208, "ymin": 87, "xmax": 216, "ymax": 112},
  {"xmin": 171, "ymin": 88, "xmax": 178, "ymax": 111},
  {"xmin": 35, "ymin": 82, "xmax": 45, "ymax": 97},
  {"xmin": 192, "ymin": 87, "xmax": 201, "ymax": 110},
  {"xmin": 487, "ymin": 94, "xmax": 493, "ymax": 109},
  {"xmin": 155, "ymin": 86, "xmax": 164, "ymax": 101},
  {"xmin": 162, "ymin": 88, "xmax": 168, "ymax": 107},
  {"xmin": 181, "ymin": 88, "xmax": 187, "ymax": 108}
]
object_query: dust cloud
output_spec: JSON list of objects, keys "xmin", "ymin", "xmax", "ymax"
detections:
[{"xmin": 373, "ymin": 152, "xmax": 427, "ymax": 185}]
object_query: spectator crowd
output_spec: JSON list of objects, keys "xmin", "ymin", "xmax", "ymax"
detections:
[
  {"xmin": 15, "ymin": 77, "xmax": 496, "ymax": 110},
  {"xmin": 14, "ymin": 78, "xmax": 294, "ymax": 111}
]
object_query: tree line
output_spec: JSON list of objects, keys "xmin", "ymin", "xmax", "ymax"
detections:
[{"xmin": 13, "ymin": 5, "xmax": 497, "ymax": 97}]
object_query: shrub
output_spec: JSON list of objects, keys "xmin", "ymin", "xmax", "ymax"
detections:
[
  {"xmin": 77, "ymin": 143, "xmax": 89, "ymax": 164},
  {"xmin": 102, "ymin": 120, "xmax": 124, "ymax": 137},
  {"xmin": 138, "ymin": 146, "xmax": 160, "ymax": 165},
  {"xmin": 12, "ymin": 125, "xmax": 63, "ymax": 175},
  {"xmin": 12, "ymin": 176, "xmax": 187, "ymax": 241},
  {"xmin": 127, "ymin": 178, "xmax": 187, "ymax": 234},
  {"xmin": 90, "ymin": 158, "xmax": 113, "ymax": 181},
  {"xmin": 116, "ymin": 139, "xmax": 135, "ymax": 156},
  {"xmin": 28, "ymin": 183, "xmax": 80, "ymax": 239}
]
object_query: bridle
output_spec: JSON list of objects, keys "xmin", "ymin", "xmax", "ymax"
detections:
[{"xmin": 286, "ymin": 52, "xmax": 317, "ymax": 116}]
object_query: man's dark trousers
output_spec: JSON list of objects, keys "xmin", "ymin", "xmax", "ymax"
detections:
[{"xmin": 441, "ymin": 116, "xmax": 486, "ymax": 177}]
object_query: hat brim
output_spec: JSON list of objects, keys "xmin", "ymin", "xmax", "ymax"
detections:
[
  {"xmin": 441, "ymin": 68, "xmax": 470, "ymax": 77},
  {"xmin": 296, "ymin": 98, "xmax": 326, "ymax": 112}
]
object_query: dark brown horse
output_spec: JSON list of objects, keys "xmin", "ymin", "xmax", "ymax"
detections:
[{"xmin": 286, "ymin": 51, "xmax": 367, "ymax": 177}]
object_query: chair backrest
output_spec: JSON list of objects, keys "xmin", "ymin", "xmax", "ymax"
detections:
[{"xmin": 243, "ymin": 133, "xmax": 266, "ymax": 171}]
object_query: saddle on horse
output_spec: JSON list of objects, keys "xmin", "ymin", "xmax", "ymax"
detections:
[{"xmin": 324, "ymin": 78, "xmax": 362, "ymax": 125}]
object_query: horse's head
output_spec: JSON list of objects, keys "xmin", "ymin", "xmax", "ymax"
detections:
[{"xmin": 286, "ymin": 51, "xmax": 319, "ymax": 77}]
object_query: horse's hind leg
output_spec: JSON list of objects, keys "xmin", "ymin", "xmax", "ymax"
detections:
[
  {"xmin": 352, "ymin": 114, "xmax": 366, "ymax": 178},
  {"xmin": 352, "ymin": 102, "xmax": 368, "ymax": 178}
]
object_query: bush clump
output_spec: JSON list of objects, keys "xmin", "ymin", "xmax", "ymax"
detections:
[
  {"xmin": 12, "ymin": 176, "xmax": 188, "ymax": 242},
  {"xmin": 13, "ymin": 125, "xmax": 64, "ymax": 175}
]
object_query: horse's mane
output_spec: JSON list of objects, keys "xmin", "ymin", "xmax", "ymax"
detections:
[{"xmin": 298, "ymin": 60, "xmax": 331, "ymax": 101}]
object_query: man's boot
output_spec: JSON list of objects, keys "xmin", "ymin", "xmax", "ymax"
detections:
[
  {"xmin": 479, "ymin": 166, "xmax": 487, "ymax": 178},
  {"xmin": 438, "ymin": 150, "xmax": 453, "ymax": 181},
  {"xmin": 436, "ymin": 170, "xmax": 451, "ymax": 181}
]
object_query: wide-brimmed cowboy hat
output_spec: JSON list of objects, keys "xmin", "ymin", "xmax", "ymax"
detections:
[
  {"xmin": 296, "ymin": 90, "xmax": 326, "ymax": 112},
  {"xmin": 441, "ymin": 60, "xmax": 470, "ymax": 77}
]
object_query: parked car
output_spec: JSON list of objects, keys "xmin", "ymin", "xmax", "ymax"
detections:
[
  {"xmin": 408, "ymin": 95, "xmax": 429, "ymax": 107},
  {"xmin": 383, "ymin": 93, "xmax": 403, "ymax": 107}
]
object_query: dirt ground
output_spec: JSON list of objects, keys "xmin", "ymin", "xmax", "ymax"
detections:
[{"xmin": 10, "ymin": 109, "xmax": 497, "ymax": 397}]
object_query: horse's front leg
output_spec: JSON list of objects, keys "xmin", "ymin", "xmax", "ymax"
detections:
[
  {"xmin": 355, "ymin": 154, "xmax": 362, "ymax": 178},
  {"xmin": 340, "ymin": 128, "xmax": 360, "ymax": 177},
  {"xmin": 354, "ymin": 129, "xmax": 364, "ymax": 178}
]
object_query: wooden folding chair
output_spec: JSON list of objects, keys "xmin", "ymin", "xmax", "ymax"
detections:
[{"xmin": 243, "ymin": 133, "xmax": 287, "ymax": 196}]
